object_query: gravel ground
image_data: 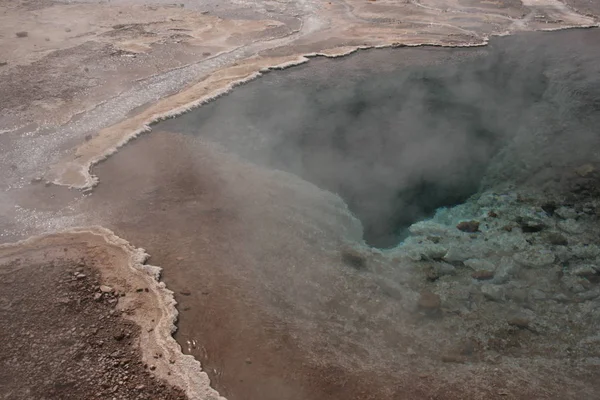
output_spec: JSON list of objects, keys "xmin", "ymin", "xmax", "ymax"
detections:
[{"xmin": 0, "ymin": 258, "xmax": 187, "ymax": 400}]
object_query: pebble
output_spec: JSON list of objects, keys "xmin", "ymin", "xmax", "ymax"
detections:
[
  {"xmin": 555, "ymin": 207, "xmax": 578, "ymax": 220},
  {"xmin": 464, "ymin": 259, "xmax": 495, "ymax": 271},
  {"xmin": 443, "ymin": 246, "xmax": 470, "ymax": 263},
  {"xmin": 513, "ymin": 247, "xmax": 555, "ymax": 268},
  {"xmin": 517, "ymin": 217, "xmax": 545, "ymax": 233},
  {"xmin": 457, "ymin": 220, "xmax": 480, "ymax": 233},
  {"xmin": 492, "ymin": 257, "xmax": 517, "ymax": 284},
  {"xmin": 418, "ymin": 291, "xmax": 441, "ymax": 311},
  {"xmin": 545, "ymin": 232, "xmax": 568, "ymax": 246},
  {"xmin": 530, "ymin": 289, "xmax": 547, "ymax": 300},
  {"xmin": 507, "ymin": 316, "xmax": 531, "ymax": 329},
  {"xmin": 471, "ymin": 270, "xmax": 495, "ymax": 280},
  {"xmin": 571, "ymin": 265, "xmax": 599, "ymax": 278},
  {"xmin": 99, "ymin": 285, "xmax": 113, "ymax": 293},
  {"xmin": 558, "ymin": 219, "xmax": 585, "ymax": 234},
  {"xmin": 481, "ymin": 284, "xmax": 505, "ymax": 302}
]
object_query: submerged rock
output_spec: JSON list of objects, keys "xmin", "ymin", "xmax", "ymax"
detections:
[
  {"xmin": 517, "ymin": 217, "xmax": 545, "ymax": 233},
  {"xmin": 456, "ymin": 220, "xmax": 480, "ymax": 233},
  {"xmin": 545, "ymin": 232, "xmax": 568, "ymax": 246},
  {"xmin": 481, "ymin": 284, "xmax": 505, "ymax": 302},
  {"xmin": 558, "ymin": 219, "xmax": 585, "ymax": 234},
  {"xmin": 492, "ymin": 257, "xmax": 517, "ymax": 284},
  {"xmin": 513, "ymin": 247, "xmax": 555, "ymax": 268},
  {"xmin": 471, "ymin": 270, "xmax": 495, "ymax": 280}
]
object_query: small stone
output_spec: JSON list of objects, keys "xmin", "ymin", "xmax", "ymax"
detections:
[
  {"xmin": 443, "ymin": 246, "xmax": 470, "ymax": 263},
  {"xmin": 574, "ymin": 163, "xmax": 595, "ymax": 177},
  {"xmin": 517, "ymin": 217, "xmax": 545, "ymax": 233},
  {"xmin": 135, "ymin": 385, "xmax": 145, "ymax": 390},
  {"xmin": 179, "ymin": 290, "xmax": 191, "ymax": 296},
  {"xmin": 136, "ymin": 288, "xmax": 144, "ymax": 292},
  {"xmin": 457, "ymin": 221, "xmax": 479, "ymax": 233},
  {"xmin": 16, "ymin": 31, "xmax": 28, "ymax": 38},
  {"xmin": 562, "ymin": 276, "xmax": 587, "ymax": 293},
  {"xmin": 571, "ymin": 265, "xmax": 599, "ymax": 279},
  {"xmin": 341, "ymin": 247, "xmax": 367, "ymax": 270},
  {"xmin": 530, "ymin": 289, "xmax": 547, "ymax": 300},
  {"xmin": 418, "ymin": 291, "xmax": 441, "ymax": 311},
  {"xmin": 202, "ymin": 51, "xmax": 212, "ymax": 56},
  {"xmin": 94, "ymin": 293, "xmax": 103, "ymax": 301},
  {"xmin": 481, "ymin": 284, "xmax": 505, "ymax": 302},
  {"xmin": 76, "ymin": 273, "xmax": 86, "ymax": 280},
  {"xmin": 507, "ymin": 317, "xmax": 531, "ymax": 329},
  {"xmin": 576, "ymin": 288, "xmax": 600, "ymax": 301},
  {"xmin": 545, "ymin": 232, "xmax": 568, "ymax": 246},
  {"xmin": 555, "ymin": 207, "xmax": 578, "ymax": 220},
  {"xmin": 149, "ymin": 365, "xmax": 156, "ymax": 371},
  {"xmin": 558, "ymin": 219, "xmax": 585, "ymax": 234},
  {"xmin": 245, "ymin": 357, "xmax": 252, "ymax": 364},
  {"xmin": 99, "ymin": 285, "xmax": 113, "ymax": 293},
  {"xmin": 464, "ymin": 259, "xmax": 495, "ymax": 271},
  {"xmin": 0, "ymin": 61, "xmax": 7, "ymax": 67},
  {"xmin": 487, "ymin": 211, "xmax": 498, "ymax": 218},
  {"xmin": 65, "ymin": 27, "xmax": 72, "ymax": 32},
  {"xmin": 176, "ymin": 257, "xmax": 185, "ymax": 261},
  {"xmin": 471, "ymin": 270, "xmax": 495, "ymax": 280},
  {"xmin": 513, "ymin": 247, "xmax": 555, "ymax": 268},
  {"xmin": 553, "ymin": 293, "xmax": 571, "ymax": 303},
  {"xmin": 492, "ymin": 257, "xmax": 517, "ymax": 284},
  {"xmin": 113, "ymin": 332, "xmax": 125, "ymax": 341}
]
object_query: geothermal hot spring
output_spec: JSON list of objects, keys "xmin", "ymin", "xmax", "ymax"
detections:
[
  {"xmin": 90, "ymin": 28, "xmax": 600, "ymax": 399},
  {"xmin": 156, "ymin": 30, "xmax": 600, "ymax": 249}
]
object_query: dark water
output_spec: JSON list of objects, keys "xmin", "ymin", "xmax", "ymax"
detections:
[{"xmin": 156, "ymin": 28, "xmax": 600, "ymax": 248}]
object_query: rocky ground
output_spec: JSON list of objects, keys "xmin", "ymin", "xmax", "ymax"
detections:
[
  {"xmin": 396, "ymin": 168, "xmax": 600, "ymax": 373},
  {"xmin": 0, "ymin": 258, "xmax": 186, "ymax": 400}
]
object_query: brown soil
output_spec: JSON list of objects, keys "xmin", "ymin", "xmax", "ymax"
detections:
[{"xmin": 0, "ymin": 257, "xmax": 186, "ymax": 400}]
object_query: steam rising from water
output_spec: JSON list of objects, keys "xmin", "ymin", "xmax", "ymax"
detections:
[{"xmin": 156, "ymin": 28, "xmax": 600, "ymax": 248}]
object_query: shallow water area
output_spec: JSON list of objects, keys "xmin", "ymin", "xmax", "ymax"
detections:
[{"xmin": 86, "ymin": 28, "xmax": 600, "ymax": 400}]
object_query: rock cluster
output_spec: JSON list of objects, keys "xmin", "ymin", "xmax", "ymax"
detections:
[{"xmin": 389, "ymin": 182, "xmax": 600, "ymax": 365}]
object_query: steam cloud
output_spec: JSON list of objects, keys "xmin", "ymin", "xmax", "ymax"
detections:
[{"xmin": 156, "ymin": 28, "xmax": 600, "ymax": 248}]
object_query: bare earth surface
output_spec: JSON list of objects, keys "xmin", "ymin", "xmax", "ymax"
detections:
[
  {"xmin": 2, "ymin": 0, "xmax": 600, "ymax": 399},
  {"xmin": 0, "ymin": 258, "xmax": 186, "ymax": 400}
]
